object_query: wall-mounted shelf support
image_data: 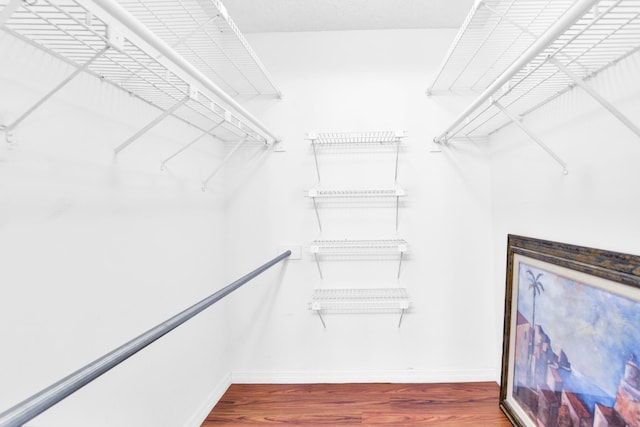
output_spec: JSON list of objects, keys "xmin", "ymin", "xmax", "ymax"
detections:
[
  {"xmin": 394, "ymin": 139, "xmax": 401, "ymax": 182},
  {"xmin": 548, "ymin": 56, "xmax": 640, "ymax": 140},
  {"xmin": 2, "ymin": 47, "xmax": 109, "ymax": 135},
  {"xmin": 114, "ymin": 93, "xmax": 192, "ymax": 154},
  {"xmin": 311, "ymin": 197, "xmax": 323, "ymax": 232},
  {"xmin": 160, "ymin": 119, "xmax": 226, "ymax": 170},
  {"xmin": 201, "ymin": 134, "xmax": 249, "ymax": 191},
  {"xmin": 309, "ymin": 288, "xmax": 410, "ymax": 329},
  {"xmin": 311, "ymin": 136, "xmax": 321, "ymax": 181},
  {"xmin": 310, "ymin": 239, "xmax": 408, "ymax": 280},
  {"xmin": 492, "ymin": 99, "xmax": 568, "ymax": 174},
  {"xmin": 313, "ymin": 253, "xmax": 323, "ymax": 280}
]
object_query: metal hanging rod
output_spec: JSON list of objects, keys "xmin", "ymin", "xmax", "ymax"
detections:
[
  {"xmin": 0, "ymin": 250, "xmax": 291, "ymax": 427},
  {"xmin": 433, "ymin": 0, "xmax": 640, "ymax": 145},
  {"xmin": 0, "ymin": 0, "xmax": 279, "ymax": 149}
]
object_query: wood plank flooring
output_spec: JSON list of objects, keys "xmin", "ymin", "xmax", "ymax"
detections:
[{"xmin": 202, "ymin": 382, "xmax": 512, "ymax": 426}]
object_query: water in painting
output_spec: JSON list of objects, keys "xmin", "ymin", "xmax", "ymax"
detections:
[{"xmin": 512, "ymin": 261, "xmax": 640, "ymax": 427}]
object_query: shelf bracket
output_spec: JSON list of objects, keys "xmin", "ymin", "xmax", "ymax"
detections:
[
  {"xmin": 492, "ymin": 99, "xmax": 568, "ymax": 174},
  {"xmin": 395, "ymin": 195, "xmax": 400, "ymax": 231},
  {"xmin": 114, "ymin": 92, "xmax": 191, "ymax": 154},
  {"xmin": 311, "ymin": 137, "xmax": 321, "ymax": 182},
  {"xmin": 398, "ymin": 308, "xmax": 406, "ymax": 328},
  {"xmin": 0, "ymin": 0, "xmax": 21, "ymax": 27},
  {"xmin": 311, "ymin": 197, "xmax": 322, "ymax": 232},
  {"xmin": 4, "ymin": 46, "xmax": 109, "ymax": 133},
  {"xmin": 548, "ymin": 56, "xmax": 640, "ymax": 141},
  {"xmin": 161, "ymin": 119, "xmax": 225, "ymax": 170},
  {"xmin": 394, "ymin": 138, "xmax": 401, "ymax": 182},
  {"xmin": 317, "ymin": 311, "xmax": 327, "ymax": 329},
  {"xmin": 314, "ymin": 253, "xmax": 323, "ymax": 280},
  {"xmin": 201, "ymin": 134, "xmax": 249, "ymax": 191}
]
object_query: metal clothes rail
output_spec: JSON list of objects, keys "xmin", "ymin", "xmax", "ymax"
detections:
[
  {"xmin": 431, "ymin": 0, "xmax": 640, "ymax": 172},
  {"xmin": 0, "ymin": 250, "xmax": 290, "ymax": 427},
  {"xmin": 0, "ymin": 0, "xmax": 279, "ymax": 152}
]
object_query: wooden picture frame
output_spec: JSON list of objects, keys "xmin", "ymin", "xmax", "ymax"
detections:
[{"xmin": 500, "ymin": 235, "xmax": 640, "ymax": 427}]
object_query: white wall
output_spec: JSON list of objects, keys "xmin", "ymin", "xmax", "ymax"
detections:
[
  {"xmin": 6, "ymin": 20, "xmax": 626, "ymax": 425},
  {"xmin": 224, "ymin": 29, "xmax": 499, "ymax": 383},
  {"xmin": 0, "ymin": 33, "xmax": 247, "ymax": 426},
  {"xmin": 488, "ymin": 51, "xmax": 640, "ymax": 364}
]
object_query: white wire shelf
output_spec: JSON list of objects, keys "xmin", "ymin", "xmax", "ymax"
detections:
[
  {"xmin": 433, "ymin": 0, "xmax": 640, "ymax": 148},
  {"xmin": 306, "ymin": 187, "xmax": 407, "ymax": 232},
  {"xmin": 309, "ymin": 288, "xmax": 410, "ymax": 328},
  {"xmin": 114, "ymin": 0, "xmax": 281, "ymax": 97},
  {"xmin": 310, "ymin": 239, "xmax": 408, "ymax": 280},
  {"xmin": 307, "ymin": 187, "xmax": 406, "ymax": 198},
  {"xmin": 305, "ymin": 130, "xmax": 406, "ymax": 145},
  {"xmin": 0, "ymin": 0, "xmax": 275, "ymax": 149},
  {"xmin": 306, "ymin": 130, "xmax": 406, "ymax": 182},
  {"xmin": 428, "ymin": 0, "xmax": 576, "ymax": 94},
  {"xmin": 310, "ymin": 239, "xmax": 408, "ymax": 254}
]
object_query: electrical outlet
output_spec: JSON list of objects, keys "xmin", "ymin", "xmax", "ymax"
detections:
[{"xmin": 278, "ymin": 245, "xmax": 301, "ymax": 260}]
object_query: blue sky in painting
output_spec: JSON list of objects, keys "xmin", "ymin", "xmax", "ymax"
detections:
[{"xmin": 517, "ymin": 261, "xmax": 640, "ymax": 397}]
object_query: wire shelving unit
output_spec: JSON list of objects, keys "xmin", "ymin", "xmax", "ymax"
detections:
[
  {"xmin": 0, "ymin": 0, "xmax": 278, "ymax": 158},
  {"xmin": 305, "ymin": 130, "xmax": 406, "ymax": 182},
  {"xmin": 306, "ymin": 187, "xmax": 407, "ymax": 231},
  {"xmin": 309, "ymin": 239, "xmax": 408, "ymax": 280},
  {"xmin": 428, "ymin": 0, "xmax": 577, "ymax": 94},
  {"xmin": 431, "ymin": 0, "xmax": 640, "ymax": 172},
  {"xmin": 114, "ymin": 0, "xmax": 281, "ymax": 97},
  {"xmin": 309, "ymin": 287, "xmax": 410, "ymax": 328}
]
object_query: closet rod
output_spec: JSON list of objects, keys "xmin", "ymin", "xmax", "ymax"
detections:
[
  {"xmin": 0, "ymin": 250, "xmax": 291, "ymax": 427},
  {"xmin": 433, "ymin": 0, "xmax": 599, "ymax": 144},
  {"xmin": 88, "ymin": 0, "xmax": 279, "ymax": 144}
]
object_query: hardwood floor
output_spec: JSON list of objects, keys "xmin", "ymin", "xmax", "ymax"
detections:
[{"xmin": 202, "ymin": 382, "xmax": 512, "ymax": 426}]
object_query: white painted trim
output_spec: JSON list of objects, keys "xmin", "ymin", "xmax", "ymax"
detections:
[
  {"xmin": 182, "ymin": 371, "xmax": 232, "ymax": 427},
  {"xmin": 231, "ymin": 369, "xmax": 498, "ymax": 384}
]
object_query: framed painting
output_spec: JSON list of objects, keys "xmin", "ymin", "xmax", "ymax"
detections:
[{"xmin": 500, "ymin": 235, "xmax": 640, "ymax": 427}]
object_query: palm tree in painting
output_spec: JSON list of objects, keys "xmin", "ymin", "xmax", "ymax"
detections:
[
  {"xmin": 526, "ymin": 269, "xmax": 544, "ymax": 385},
  {"xmin": 527, "ymin": 269, "xmax": 545, "ymax": 336}
]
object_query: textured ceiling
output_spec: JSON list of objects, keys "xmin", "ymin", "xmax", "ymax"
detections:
[{"xmin": 220, "ymin": 0, "xmax": 476, "ymax": 33}]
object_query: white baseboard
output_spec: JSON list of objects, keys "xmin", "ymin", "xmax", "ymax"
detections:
[
  {"xmin": 231, "ymin": 369, "xmax": 498, "ymax": 384},
  {"xmin": 183, "ymin": 371, "xmax": 232, "ymax": 427}
]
